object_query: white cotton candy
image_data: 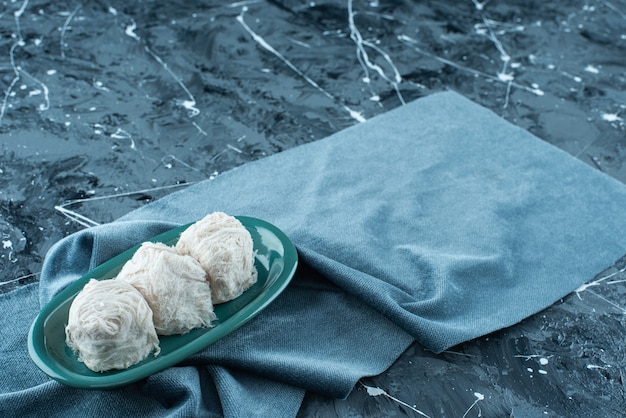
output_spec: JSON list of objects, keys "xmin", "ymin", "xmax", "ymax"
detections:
[
  {"xmin": 175, "ymin": 212, "xmax": 242, "ymax": 256},
  {"xmin": 116, "ymin": 242, "xmax": 216, "ymax": 335},
  {"xmin": 65, "ymin": 278, "xmax": 160, "ymax": 373},
  {"xmin": 176, "ymin": 212, "xmax": 257, "ymax": 304}
]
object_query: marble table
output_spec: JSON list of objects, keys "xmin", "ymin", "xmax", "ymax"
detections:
[{"xmin": 1, "ymin": 1, "xmax": 625, "ymax": 416}]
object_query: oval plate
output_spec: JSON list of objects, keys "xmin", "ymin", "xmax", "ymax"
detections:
[{"xmin": 27, "ymin": 216, "xmax": 298, "ymax": 389}]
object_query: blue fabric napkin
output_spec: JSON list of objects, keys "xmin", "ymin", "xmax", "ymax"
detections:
[{"xmin": 2, "ymin": 91, "xmax": 626, "ymax": 417}]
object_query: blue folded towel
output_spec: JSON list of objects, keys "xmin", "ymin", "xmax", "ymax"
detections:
[{"xmin": 2, "ymin": 91, "xmax": 626, "ymax": 417}]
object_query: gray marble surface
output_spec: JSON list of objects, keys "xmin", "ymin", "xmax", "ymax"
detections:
[{"xmin": 1, "ymin": 1, "xmax": 625, "ymax": 416}]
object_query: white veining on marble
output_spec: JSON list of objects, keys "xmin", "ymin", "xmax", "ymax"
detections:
[
  {"xmin": 398, "ymin": 35, "xmax": 544, "ymax": 101},
  {"xmin": 0, "ymin": 271, "xmax": 38, "ymax": 287},
  {"xmin": 125, "ymin": 20, "xmax": 141, "ymax": 41},
  {"xmin": 162, "ymin": 155, "xmax": 200, "ymax": 171},
  {"xmin": 54, "ymin": 183, "xmax": 195, "ymax": 228},
  {"xmin": 601, "ymin": 112, "xmax": 623, "ymax": 123},
  {"xmin": 601, "ymin": 0, "xmax": 626, "ymax": 21},
  {"xmin": 347, "ymin": 0, "xmax": 405, "ymax": 105},
  {"xmin": 119, "ymin": 14, "xmax": 201, "ymax": 117},
  {"xmin": 0, "ymin": 0, "xmax": 29, "ymax": 126},
  {"xmin": 19, "ymin": 68, "xmax": 50, "ymax": 111},
  {"xmin": 575, "ymin": 265, "xmax": 626, "ymax": 313},
  {"xmin": 192, "ymin": 121, "xmax": 209, "ymax": 136},
  {"xmin": 60, "ymin": 4, "xmax": 82, "ymax": 60},
  {"xmin": 109, "ymin": 128, "xmax": 136, "ymax": 150},
  {"xmin": 143, "ymin": 46, "xmax": 200, "ymax": 117},
  {"xmin": 462, "ymin": 392, "xmax": 484, "ymax": 418},
  {"xmin": 236, "ymin": 6, "xmax": 366, "ymax": 123},
  {"xmin": 361, "ymin": 382, "xmax": 431, "ymax": 417}
]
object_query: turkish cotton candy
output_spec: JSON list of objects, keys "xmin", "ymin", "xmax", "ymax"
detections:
[
  {"xmin": 65, "ymin": 278, "xmax": 160, "ymax": 372},
  {"xmin": 116, "ymin": 242, "xmax": 216, "ymax": 335},
  {"xmin": 176, "ymin": 212, "xmax": 257, "ymax": 304}
]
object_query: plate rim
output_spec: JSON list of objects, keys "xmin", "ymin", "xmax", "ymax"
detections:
[{"xmin": 27, "ymin": 215, "xmax": 298, "ymax": 389}]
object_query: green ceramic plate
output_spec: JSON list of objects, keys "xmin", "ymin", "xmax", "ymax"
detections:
[{"xmin": 28, "ymin": 216, "xmax": 298, "ymax": 389}]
